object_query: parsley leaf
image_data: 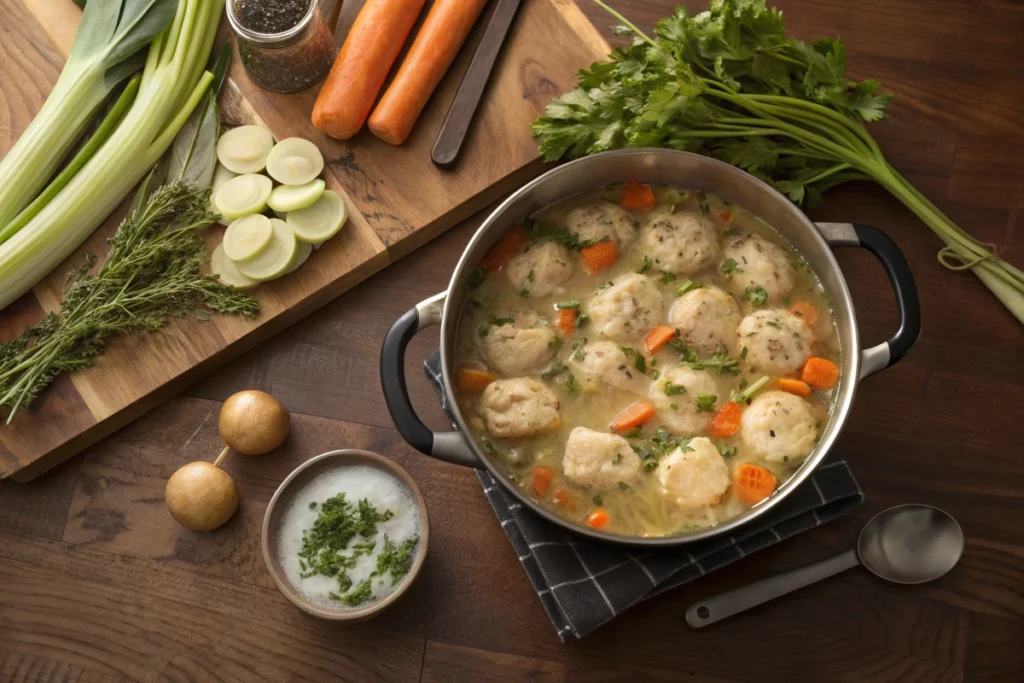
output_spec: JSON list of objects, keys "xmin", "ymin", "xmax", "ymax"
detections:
[
  {"xmin": 696, "ymin": 394, "xmax": 718, "ymax": 412},
  {"xmin": 541, "ymin": 362, "xmax": 568, "ymax": 379},
  {"xmin": 637, "ymin": 255, "xmax": 653, "ymax": 274},
  {"xmin": 744, "ymin": 286, "xmax": 768, "ymax": 307},
  {"xmin": 721, "ymin": 258, "xmax": 741, "ymax": 276}
]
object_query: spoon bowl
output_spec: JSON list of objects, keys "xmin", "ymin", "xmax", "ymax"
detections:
[{"xmin": 857, "ymin": 504, "xmax": 964, "ymax": 584}]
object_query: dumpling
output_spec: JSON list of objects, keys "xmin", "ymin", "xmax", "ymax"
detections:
[
  {"xmin": 737, "ymin": 309, "xmax": 813, "ymax": 376},
  {"xmin": 562, "ymin": 427, "xmax": 643, "ymax": 490},
  {"xmin": 571, "ymin": 341, "xmax": 648, "ymax": 394},
  {"xmin": 740, "ymin": 391, "xmax": 817, "ymax": 464},
  {"xmin": 481, "ymin": 378, "xmax": 560, "ymax": 438},
  {"xmin": 566, "ymin": 202, "xmax": 638, "ymax": 251},
  {"xmin": 648, "ymin": 367, "xmax": 721, "ymax": 435},
  {"xmin": 588, "ymin": 274, "xmax": 664, "ymax": 342},
  {"xmin": 656, "ymin": 437, "xmax": 731, "ymax": 508},
  {"xmin": 504, "ymin": 241, "xmax": 574, "ymax": 298},
  {"xmin": 721, "ymin": 234, "xmax": 795, "ymax": 303},
  {"xmin": 639, "ymin": 211, "xmax": 719, "ymax": 275},
  {"xmin": 480, "ymin": 320, "xmax": 557, "ymax": 377},
  {"xmin": 668, "ymin": 286, "xmax": 742, "ymax": 356}
]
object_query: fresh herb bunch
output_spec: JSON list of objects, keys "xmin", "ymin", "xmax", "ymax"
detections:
[
  {"xmin": 533, "ymin": 0, "xmax": 1024, "ymax": 324},
  {"xmin": 0, "ymin": 183, "xmax": 258, "ymax": 422}
]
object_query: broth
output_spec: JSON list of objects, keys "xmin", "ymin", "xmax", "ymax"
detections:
[{"xmin": 454, "ymin": 185, "xmax": 840, "ymax": 538}]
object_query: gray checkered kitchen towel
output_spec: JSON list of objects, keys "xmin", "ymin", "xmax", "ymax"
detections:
[{"xmin": 425, "ymin": 351, "xmax": 863, "ymax": 641}]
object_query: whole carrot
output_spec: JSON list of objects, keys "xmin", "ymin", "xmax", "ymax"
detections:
[
  {"xmin": 368, "ymin": 0, "xmax": 489, "ymax": 146},
  {"xmin": 312, "ymin": 0, "xmax": 428, "ymax": 140}
]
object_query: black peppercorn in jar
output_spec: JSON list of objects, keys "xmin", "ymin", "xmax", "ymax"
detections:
[{"xmin": 227, "ymin": 0, "xmax": 337, "ymax": 94}]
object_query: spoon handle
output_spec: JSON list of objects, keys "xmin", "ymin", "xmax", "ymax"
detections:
[{"xmin": 685, "ymin": 549, "xmax": 860, "ymax": 628}]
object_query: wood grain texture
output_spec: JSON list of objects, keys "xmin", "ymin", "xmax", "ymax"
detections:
[
  {"xmin": 2, "ymin": 0, "xmax": 1023, "ymax": 681},
  {"xmin": 0, "ymin": 0, "xmax": 609, "ymax": 481}
]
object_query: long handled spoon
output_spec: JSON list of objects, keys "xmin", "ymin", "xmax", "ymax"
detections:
[{"xmin": 686, "ymin": 504, "xmax": 964, "ymax": 628}]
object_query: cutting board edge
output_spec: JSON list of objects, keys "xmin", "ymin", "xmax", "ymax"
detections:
[{"xmin": 1, "ymin": 249, "xmax": 391, "ymax": 482}]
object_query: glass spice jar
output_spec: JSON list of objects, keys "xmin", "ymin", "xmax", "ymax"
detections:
[{"xmin": 227, "ymin": 0, "xmax": 337, "ymax": 94}]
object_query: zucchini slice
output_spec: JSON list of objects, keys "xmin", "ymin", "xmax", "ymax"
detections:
[
  {"xmin": 211, "ymin": 244, "xmax": 259, "ymax": 290},
  {"xmin": 222, "ymin": 214, "xmax": 273, "ymax": 262},
  {"xmin": 266, "ymin": 138, "xmax": 324, "ymax": 185},
  {"xmin": 236, "ymin": 218, "xmax": 298, "ymax": 282},
  {"xmin": 214, "ymin": 173, "xmax": 273, "ymax": 220},
  {"xmin": 267, "ymin": 179, "xmax": 325, "ymax": 213},
  {"xmin": 285, "ymin": 190, "xmax": 347, "ymax": 243},
  {"xmin": 217, "ymin": 125, "xmax": 274, "ymax": 174}
]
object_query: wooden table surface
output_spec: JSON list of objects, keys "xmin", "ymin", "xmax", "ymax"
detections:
[{"xmin": 2, "ymin": 1, "xmax": 1023, "ymax": 681}]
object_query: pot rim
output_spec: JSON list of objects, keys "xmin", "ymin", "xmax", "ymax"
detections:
[{"xmin": 439, "ymin": 148, "xmax": 860, "ymax": 547}]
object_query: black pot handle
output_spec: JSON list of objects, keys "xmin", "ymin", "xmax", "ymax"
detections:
[
  {"xmin": 815, "ymin": 222, "xmax": 922, "ymax": 378},
  {"xmin": 380, "ymin": 292, "xmax": 480, "ymax": 468}
]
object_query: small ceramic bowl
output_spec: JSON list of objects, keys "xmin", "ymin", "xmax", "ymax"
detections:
[{"xmin": 262, "ymin": 449, "xmax": 430, "ymax": 621}]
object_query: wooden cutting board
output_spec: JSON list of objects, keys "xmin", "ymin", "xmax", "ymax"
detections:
[{"xmin": 0, "ymin": 0, "xmax": 609, "ymax": 481}]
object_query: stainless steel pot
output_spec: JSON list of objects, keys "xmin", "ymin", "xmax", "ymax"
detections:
[{"xmin": 381, "ymin": 149, "xmax": 920, "ymax": 548}]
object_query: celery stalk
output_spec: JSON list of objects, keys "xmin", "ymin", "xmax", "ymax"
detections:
[
  {"xmin": 0, "ymin": 0, "xmax": 224, "ymax": 310},
  {"xmin": 0, "ymin": 0, "xmax": 179, "ymax": 230}
]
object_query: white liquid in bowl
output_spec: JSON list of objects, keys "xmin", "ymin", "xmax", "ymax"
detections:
[{"xmin": 276, "ymin": 465, "xmax": 421, "ymax": 609}]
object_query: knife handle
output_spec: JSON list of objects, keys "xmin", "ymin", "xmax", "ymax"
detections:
[{"xmin": 431, "ymin": 0, "xmax": 523, "ymax": 168}]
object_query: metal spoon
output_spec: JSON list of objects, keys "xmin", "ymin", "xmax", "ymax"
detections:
[{"xmin": 685, "ymin": 504, "xmax": 964, "ymax": 628}]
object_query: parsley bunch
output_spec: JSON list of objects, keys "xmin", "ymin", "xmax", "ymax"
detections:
[{"xmin": 533, "ymin": 0, "xmax": 1024, "ymax": 324}]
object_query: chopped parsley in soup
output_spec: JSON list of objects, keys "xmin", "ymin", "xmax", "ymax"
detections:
[{"xmin": 454, "ymin": 184, "xmax": 840, "ymax": 538}]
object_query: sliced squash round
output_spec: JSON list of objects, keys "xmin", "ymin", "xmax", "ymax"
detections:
[
  {"xmin": 285, "ymin": 239, "xmax": 313, "ymax": 275},
  {"xmin": 285, "ymin": 190, "xmax": 347, "ymax": 243},
  {"xmin": 267, "ymin": 178, "xmax": 325, "ymax": 213},
  {"xmin": 211, "ymin": 163, "xmax": 238, "ymax": 226},
  {"xmin": 214, "ymin": 173, "xmax": 273, "ymax": 220},
  {"xmin": 266, "ymin": 138, "xmax": 324, "ymax": 185},
  {"xmin": 236, "ymin": 218, "xmax": 298, "ymax": 282},
  {"xmin": 222, "ymin": 214, "xmax": 273, "ymax": 262},
  {"xmin": 217, "ymin": 125, "xmax": 274, "ymax": 174},
  {"xmin": 211, "ymin": 244, "xmax": 258, "ymax": 290}
]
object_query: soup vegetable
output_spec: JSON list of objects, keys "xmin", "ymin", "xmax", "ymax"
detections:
[{"xmin": 453, "ymin": 184, "xmax": 840, "ymax": 538}]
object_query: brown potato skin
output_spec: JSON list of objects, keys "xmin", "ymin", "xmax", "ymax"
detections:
[
  {"xmin": 165, "ymin": 462, "xmax": 239, "ymax": 531},
  {"xmin": 219, "ymin": 390, "xmax": 290, "ymax": 455}
]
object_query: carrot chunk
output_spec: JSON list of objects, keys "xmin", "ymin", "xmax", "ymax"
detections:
[
  {"xmin": 774, "ymin": 378, "xmax": 812, "ymax": 397},
  {"xmin": 479, "ymin": 226, "xmax": 527, "ymax": 271},
  {"xmin": 586, "ymin": 508, "xmax": 610, "ymax": 529},
  {"xmin": 619, "ymin": 182, "xmax": 656, "ymax": 211},
  {"xmin": 644, "ymin": 325, "xmax": 677, "ymax": 354},
  {"xmin": 531, "ymin": 466, "xmax": 554, "ymax": 496},
  {"xmin": 556, "ymin": 308, "xmax": 577, "ymax": 335},
  {"xmin": 709, "ymin": 401, "xmax": 742, "ymax": 439},
  {"xmin": 800, "ymin": 357, "xmax": 840, "ymax": 390},
  {"xmin": 580, "ymin": 241, "xmax": 618, "ymax": 275},
  {"xmin": 734, "ymin": 463, "xmax": 778, "ymax": 505},
  {"xmin": 455, "ymin": 368, "xmax": 496, "ymax": 392},
  {"xmin": 553, "ymin": 488, "xmax": 575, "ymax": 510},
  {"xmin": 718, "ymin": 210, "xmax": 732, "ymax": 223},
  {"xmin": 788, "ymin": 300, "xmax": 819, "ymax": 327},
  {"xmin": 611, "ymin": 401, "xmax": 655, "ymax": 433}
]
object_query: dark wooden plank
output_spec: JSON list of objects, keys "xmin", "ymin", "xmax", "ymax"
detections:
[
  {"xmin": 964, "ymin": 614, "xmax": 1024, "ymax": 683},
  {"xmin": 0, "ymin": 542, "xmax": 425, "ymax": 682},
  {"xmin": 421, "ymin": 640, "xmax": 746, "ymax": 683},
  {"xmin": 0, "ymin": 651, "xmax": 124, "ymax": 683},
  {"xmin": 0, "ymin": 456, "xmax": 81, "ymax": 540}
]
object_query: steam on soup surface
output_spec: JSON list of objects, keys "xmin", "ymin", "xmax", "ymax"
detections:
[{"xmin": 454, "ymin": 184, "xmax": 840, "ymax": 538}]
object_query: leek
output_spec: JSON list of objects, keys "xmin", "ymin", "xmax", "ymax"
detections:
[
  {"xmin": 0, "ymin": 0, "xmax": 178, "ymax": 230},
  {"xmin": 0, "ymin": 0, "xmax": 225, "ymax": 310}
]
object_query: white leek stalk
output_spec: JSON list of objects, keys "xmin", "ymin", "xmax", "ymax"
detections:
[{"xmin": 0, "ymin": 0, "xmax": 224, "ymax": 310}]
